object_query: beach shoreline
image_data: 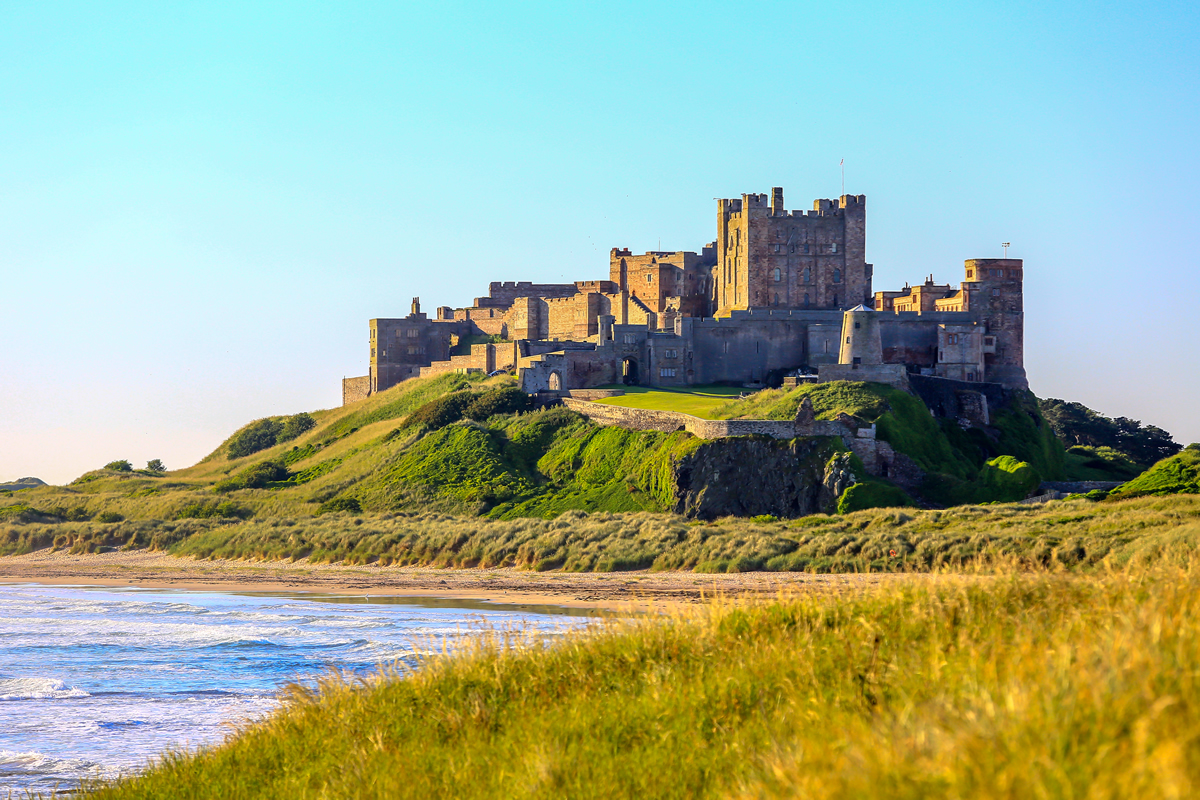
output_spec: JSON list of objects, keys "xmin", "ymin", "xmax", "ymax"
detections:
[{"xmin": 0, "ymin": 549, "xmax": 914, "ymax": 612}]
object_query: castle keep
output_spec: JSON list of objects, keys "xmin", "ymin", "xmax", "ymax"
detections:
[{"xmin": 343, "ymin": 188, "xmax": 1027, "ymax": 404}]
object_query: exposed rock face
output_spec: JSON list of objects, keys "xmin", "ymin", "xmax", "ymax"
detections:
[{"xmin": 670, "ymin": 436, "xmax": 853, "ymax": 520}]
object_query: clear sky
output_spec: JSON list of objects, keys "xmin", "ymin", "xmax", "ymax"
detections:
[{"xmin": 3, "ymin": 1, "xmax": 1198, "ymax": 484}]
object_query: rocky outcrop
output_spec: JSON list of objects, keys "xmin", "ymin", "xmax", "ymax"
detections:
[{"xmin": 670, "ymin": 436, "xmax": 853, "ymax": 520}]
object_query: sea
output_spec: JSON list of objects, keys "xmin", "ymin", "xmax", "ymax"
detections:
[{"xmin": 0, "ymin": 582, "xmax": 591, "ymax": 795}]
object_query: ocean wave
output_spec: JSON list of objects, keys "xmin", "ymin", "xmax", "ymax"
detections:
[
  {"xmin": 0, "ymin": 748, "xmax": 104, "ymax": 777},
  {"xmin": 0, "ymin": 677, "xmax": 90, "ymax": 701}
]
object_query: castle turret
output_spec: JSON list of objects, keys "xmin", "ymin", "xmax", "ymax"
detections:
[{"xmin": 838, "ymin": 304, "xmax": 882, "ymax": 366}]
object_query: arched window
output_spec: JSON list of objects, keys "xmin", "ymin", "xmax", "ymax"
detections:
[
  {"xmin": 803, "ymin": 267, "xmax": 811, "ymax": 283},
  {"xmin": 548, "ymin": 372, "xmax": 562, "ymax": 391},
  {"xmin": 773, "ymin": 267, "xmax": 781, "ymax": 282},
  {"xmin": 833, "ymin": 268, "xmax": 842, "ymax": 284}
]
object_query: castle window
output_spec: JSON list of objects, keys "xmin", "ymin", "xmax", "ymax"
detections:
[
  {"xmin": 991, "ymin": 288, "xmax": 1000, "ymax": 297},
  {"xmin": 833, "ymin": 269, "xmax": 842, "ymax": 283},
  {"xmin": 845, "ymin": 336, "xmax": 851, "ymax": 344},
  {"xmin": 804, "ymin": 244, "xmax": 810, "ymax": 254},
  {"xmin": 833, "ymin": 294, "xmax": 838, "ymax": 306},
  {"xmin": 831, "ymin": 243, "xmax": 838, "ymax": 254},
  {"xmin": 773, "ymin": 293, "xmax": 779, "ymax": 305},
  {"xmin": 984, "ymin": 337, "xmax": 995, "ymax": 346},
  {"xmin": 664, "ymin": 349, "xmax": 678, "ymax": 358},
  {"xmin": 967, "ymin": 269, "xmax": 974, "ymax": 279},
  {"xmin": 381, "ymin": 350, "xmax": 387, "ymax": 357},
  {"xmin": 406, "ymin": 328, "xmax": 419, "ymax": 338},
  {"xmin": 854, "ymin": 322, "xmax": 861, "ymax": 329},
  {"xmin": 853, "ymin": 357, "xmax": 861, "ymax": 366},
  {"xmin": 646, "ymin": 273, "xmax": 654, "ymax": 284},
  {"xmin": 967, "ymin": 372, "xmax": 976, "ymax": 381},
  {"xmin": 623, "ymin": 334, "xmax": 638, "ymax": 344},
  {"xmin": 790, "ymin": 244, "xmax": 795, "ymax": 253},
  {"xmin": 805, "ymin": 293, "xmax": 810, "ymax": 307},
  {"xmin": 773, "ymin": 244, "xmax": 781, "ymax": 253},
  {"xmin": 803, "ymin": 267, "xmax": 811, "ymax": 283},
  {"xmin": 773, "ymin": 268, "xmax": 781, "ymax": 282}
]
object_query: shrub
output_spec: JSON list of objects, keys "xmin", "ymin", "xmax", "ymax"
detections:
[
  {"xmin": 316, "ymin": 497, "xmax": 363, "ymax": 516},
  {"xmin": 837, "ymin": 481, "xmax": 914, "ymax": 514},
  {"xmin": 104, "ymin": 460, "xmax": 133, "ymax": 472},
  {"xmin": 404, "ymin": 392, "xmax": 475, "ymax": 431},
  {"xmin": 279, "ymin": 413, "xmax": 317, "ymax": 443},
  {"xmin": 176, "ymin": 501, "xmax": 251, "ymax": 520},
  {"xmin": 215, "ymin": 461, "xmax": 289, "ymax": 493},
  {"xmin": 96, "ymin": 511, "xmax": 125, "ymax": 523},
  {"xmin": 464, "ymin": 387, "xmax": 531, "ymax": 421},
  {"xmin": 146, "ymin": 459, "xmax": 166, "ymax": 473},
  {"xmin": 227, "ymin": 419, "xmax": 284, "ymax": 460}
]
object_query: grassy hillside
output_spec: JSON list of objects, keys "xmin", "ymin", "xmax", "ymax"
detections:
[
  {"xmin": 83, "ymin": 561, "xmax": 1200, "ymax": 799},
  {"xmin": 6, "ymin": 494, "xmax": 1198, "ymax": 574},
  {"xmin": 1109, "ymin": 445, "xmax": 1200, "ymax": 500}
]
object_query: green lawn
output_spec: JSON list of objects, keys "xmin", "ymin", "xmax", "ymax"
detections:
[{"xmin": 592, "ymin": 384, "xmax": 745, "ymax": 419}]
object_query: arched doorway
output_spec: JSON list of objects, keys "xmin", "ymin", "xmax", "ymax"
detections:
[
  {"xmin": 548, "ymin": 371, "xmax": 562, "ymax": 392},
  {"xmin": 622, "ymin": 358, "xmax": 638, "ymax": 385}
]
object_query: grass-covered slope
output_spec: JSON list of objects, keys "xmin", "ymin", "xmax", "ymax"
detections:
[
  {"xmin": 1109, "ymin": 445, "xmax": 1200, "ymax": 500},
  {"xmin": 85, "ymin": 563, "xmax": 1200, "ymax": 799}
]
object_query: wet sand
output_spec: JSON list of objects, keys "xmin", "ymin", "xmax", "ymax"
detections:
[{"xmin": 0, "ymin": 549, "xmax": 915, "ymax": 613}]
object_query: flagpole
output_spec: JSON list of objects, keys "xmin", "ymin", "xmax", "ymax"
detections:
[{"xmin": 840, "ymin": 159, "xmax": 844, "ymax": 197}]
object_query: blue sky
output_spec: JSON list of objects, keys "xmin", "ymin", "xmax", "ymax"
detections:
[{"xmin": 3, "ymin": 1, "xmax": 1198, "ymax": 484}]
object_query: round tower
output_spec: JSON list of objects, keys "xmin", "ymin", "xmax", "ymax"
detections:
[{"xmin": 838, "ymin": 304, "xmax": 883, "ymax": 366}]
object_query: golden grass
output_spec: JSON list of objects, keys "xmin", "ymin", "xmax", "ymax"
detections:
[{"xmin": 78, "ymin": 559, "xmax": 1200, "ymax": 799}]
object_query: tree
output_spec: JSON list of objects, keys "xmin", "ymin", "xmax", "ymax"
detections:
[
  {"xmin": 104, "ymin": 460, "xmax": 133, "ymax": 472},
  {"xmin": 146, "ymin": 459, "xmax": 166, "ymax": 473}
]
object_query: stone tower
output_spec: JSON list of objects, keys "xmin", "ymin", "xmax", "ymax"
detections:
[
  {"xmin": 714, "ymin": 188, "xmax": 872, "ymax": 315},
  {"xmin": 838, "ymin": 304, "xmax": 883, "ymax": 365},
  {"xmin": 961, "ymin": 258, "xmax": 1026, "ymax": 390}
]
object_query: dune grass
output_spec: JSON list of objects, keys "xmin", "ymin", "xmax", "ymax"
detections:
[
  {"xmin": 80, "ymin": 559, "xmax": 1200, "ymax": 799},
  {"xmin": 7, "ymin": 494, "xmax": 1199, "ymax": 575}
]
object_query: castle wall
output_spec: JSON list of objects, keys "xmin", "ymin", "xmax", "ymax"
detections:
[
  {"xmin": 474, "ymin": 281, "xmax": 577, "ymax": 309},
  {"xmin": 342, "ymin": 376, "xmax": 371, "ymax": 405},
  {"xmin": 369, "ymin": 313, "xmax": 463, "ymax": 394}
]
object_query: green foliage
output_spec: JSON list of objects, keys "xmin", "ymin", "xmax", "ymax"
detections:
[
  {"xmin": 836, "ymin": 481, "xmax": 914, "ymax": 514},
  {"xmin": 463, "ymin": 386, "xmax": 531, "ymax": 421},
  {"xmin": 1064, "ymin": 445, "xmax": 1143, "ymax": 482},
  {"xmin": 145, "ymin": 459, "xmax": 166, "ymax": 474},
  {"xmin": 227, "ymin": 413, "xmax": 319, "ymax": 460},
  {"xmin": 316, "ymin": 497, "xmax": 363, "ymax": 516},
  {"xmin": 95, "ymin": 511, "xmax": 125, "ymax": 523},
  {"xmin": 1108, "ymin": 448, "xmax": 1200, "ymax": 500},
  {"xmin": 990, "ymin": 392, "xmax": 1065, "ymax": 480},
  {"xmin": 84, "ymin": 564, "xmax": 1200, "ymax": 799},
  {"xmin": 278, "ymin": 412, "xmax": 316, "ymax": 442},
  {"xmin": 176, "ymin": 501, "xmax": 252, "ymax": 520},
  {"xmin": 923, "ymin": 455, "xmax": 1041, "ymax": 506},
  {"xmin": 214, "ymin": 461, "xmax": 289, "ymax": 493},
  {"xmin": 104, "ymin": 460, "xmax": 133, "ymax": 472},
  {"xmin": 1039, "ymin": 397, "xmax": 1181, "ymax": 468},
  {"xmin": 227, "ymin": 418, "xmax": 284, "ymax": 460}
]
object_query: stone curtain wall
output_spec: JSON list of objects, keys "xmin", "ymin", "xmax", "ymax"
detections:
[{"xmin": 342, "ymin": 376, "xmax": 371, "ymax": 406}]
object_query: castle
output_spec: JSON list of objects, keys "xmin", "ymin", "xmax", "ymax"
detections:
[{"xmin": 342, "ymin": 187, "xmax": 1026, "ymax": 404}]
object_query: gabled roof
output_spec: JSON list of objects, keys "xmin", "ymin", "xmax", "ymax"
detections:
[{"xmin": 847, "ymin": 303, "xmax": 873, "ymax": 312}]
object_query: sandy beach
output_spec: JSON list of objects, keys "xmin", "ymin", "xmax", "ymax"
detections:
[{"xmin": 0, "ymin": 549, "xmax": 913, "ymax": 612}]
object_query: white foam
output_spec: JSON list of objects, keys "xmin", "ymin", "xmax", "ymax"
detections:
[
  {"xmin": 0, "ymin": 678, "xmax": 90, "ymax": 701},
  {"xmin": 0, "ymin": 748, "xmax": 105, "ymax": 777}
]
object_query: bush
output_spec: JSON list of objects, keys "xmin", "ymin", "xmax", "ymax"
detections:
[
  {"xmin": 215, "ymin": 461, "xmax": 289, "ymax": 493},
  {"xmin": 404, "ymin": 392, "xmax": 475, "ymax": 431},
  {"xmin": 464, "ymin": 387, "xmax": 531, "ymax": 421},
  {"xmin": 104, "ymin": 460, "xmax": 133, "ymax": 472},
  {"xmin": 316, "ymin": 497, "xmax": 363, "ymax": 516},
  {"xmin": 227, "ymin": 419, "xmax": 284, "ymax": 460},
  {"xmin": 176, "ymin": 501, "xmax": 252, "ymax": 520},
  {"xmin": 146, "ymin": 459, "xmax": 166, "ymax": 473},
  {"xmin": 96, "ymin": 511, "xmax": 125, "ymax": 523},
  {"xmin": 279, "ymin": 413, "xmax": 316, "ymax": 443},
  {"xmin": 837, "ymin": 481, "xmax": 915, "ymax": 514}
]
